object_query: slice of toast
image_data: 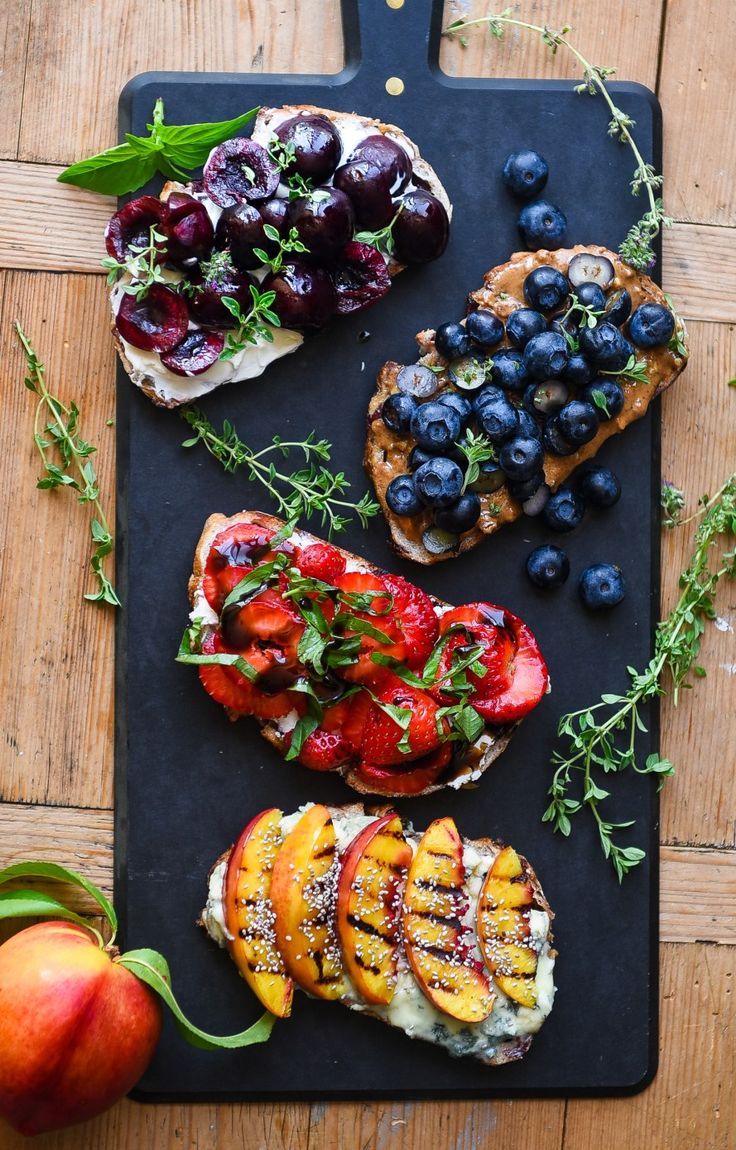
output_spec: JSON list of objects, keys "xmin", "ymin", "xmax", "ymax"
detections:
[
  {"xmin": 365, "ymin": 244, "xmax": 688, "ymax": 564},
  {"xmin": 110, "ymin": 103, "xmax": 452, "ymax": 408},
  {"xmin": 200, "ymin": 802, "xmax": 556, "ymax": 1066},
  {"xmin": 185, "ymin": 511, "xmax": 548, "ymax": 797}
]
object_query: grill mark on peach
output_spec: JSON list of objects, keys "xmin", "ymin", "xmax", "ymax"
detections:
[
  {"xmin": 407, "ymin": 910, "xmax": 463, "ymax": 932},
  {"xmin": 425, "ymin": 848, "xmax": 457, "ymax": 862},
  {"xmin": 346, "ymin": 913, "xmax": 393, "ymax": 943},
  {"xmin": 313, "ymin": 844, "xmax": 336, "ymax": 860},
  {"xmin": 412, "ymin": 878, "xmax": 462, "ymax": 897},
  {"xmin": 355, "ymin": 954, "xmax": 382, "ymax": 976}
]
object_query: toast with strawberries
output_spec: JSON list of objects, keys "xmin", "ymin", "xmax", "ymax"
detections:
[{"xmin": 179, "ymin": 512, "xmax": 549, "ymax": 797}]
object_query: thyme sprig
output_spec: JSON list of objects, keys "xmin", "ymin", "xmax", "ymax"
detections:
[
  {"xmin": 267, "ymin": 136, "xmax": 314, "ymax": 199},
  {"xmin": 545, "ymin": 470, "xmax": 736, "ymax": 880},
  {"xmin": 101, "ymin": 225, "xmax": 169, "ymax": 300},
  {"xmin": 220, "ymin": 287, "xmax": 281, "ymax": 359},
  {"xmin": 601, "ymin": 354, "xmax": 650, "ymax": 386},
  {"xmin": 252, "ymin": 224, "xmax": 309, "ymax": 275},
  {"xmin": 444, "ymin": 9, "xmax": 672, "ymax": 270},
  {"xmin": 457, "ymin": 429, "xmax": 498, "ymax": 493},
  {"xmin": 355, "ymin": 205, "xmax": 404, "ymax": 259},
  {"xmin": 15, "ymin": 323, "xmax": 120, "ymax": 607},
  {"xmin": 180, "ymin": 406, "xmax": 379, "ymax": 535}
]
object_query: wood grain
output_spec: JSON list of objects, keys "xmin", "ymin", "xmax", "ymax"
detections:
[
  {"xmin": 663, "ymin": 223, "xmax": 736, "ymax": 322},
  {"xmin": 0, "ymin": 270, "xmax": 116, "ymax": 810},
  {"xmin": 0, "ymin": 3, "xmax": 31, "ymax": 160}
]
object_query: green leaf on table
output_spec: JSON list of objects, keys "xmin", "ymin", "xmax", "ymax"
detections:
[{"xmin": 0, "ymin": 860, "xmax": 117, "ymax": 935}]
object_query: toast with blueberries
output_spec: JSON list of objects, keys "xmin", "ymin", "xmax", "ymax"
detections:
[{"xmin": 365, "ymin": 244, "xmax": 688, "ymax": 564}]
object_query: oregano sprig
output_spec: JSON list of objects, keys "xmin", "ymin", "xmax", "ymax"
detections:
[
  {"xmin": 180, "ymin": 407, "xmax": 379, "ymax": 535},
  {"xmin": 444, "ymin": 9, "xmax": 672, "ymax": 270},
  {"xmin": 15, "ymin": 323, "xmax": 120, "ymax": 607},
  {"xmin": 545, "ymin": 469, "xmax": 736, "ymax": 880}
]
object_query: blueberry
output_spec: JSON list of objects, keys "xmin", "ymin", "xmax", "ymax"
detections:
[
  {"xmin": 548, "ymin": 313, "xmax": 579, "ymax": 343},
  {"xmin": 579, "ymin": 563, "xmax": 625, "ymax": 610},
  {"xmin": 567, "ymin": 252, "xmax": 614, "ymax": 290},
  {"xmin": 499, "ymin": 435, "xmax": 544, "ymax": 481},
  {"xmin": 573, "ymin": 281, "xmax": 607, "ymax": 312},
  {"xmin": 578, "ymin": 322, "xmax": 633, "ymax": 371},
  {"xmin": 448, "ymin": 355, "xmax": 489, "ymax": 392},
  {"xmin": 508, "ymin": 471, "xmax": 545, "ymax": 502},
  {"xmin": 543, "ymin": 417, "xmax": 578, "ymax": 457},
  {"xmin": 563, "ymin": 353, "xmax": 595, "ymax": 388},
  {"xmin": 386, "ymin": 473, "xmax": 423, "ymax": 516},
  {"xmin": 473, "ymin": 384, "xmax": 505, "ymax": 413},
  {"xmin": 506, "ymin": 308, "xmax": 547, "ymax": 349},
  {"xmin": 557, "ymin": 399, "xmax": 600, "ymax": 447},
  {"xmin": 523, "ymin": 331, "xmax": 569, "ymax": 379},
  {"xmin": 410, "ymin": 401, "xmax": 461, "ymax": 452},
  {"xmin": 502, "ymin": 149, "xmax": 549, "ymax": 199},
  {"xmin": 518, "ymin": 199, "xmax": 567, "ymax": 249},
  {"xmin": 580, "ymin": 378, "xmax": 625, "ymax": 421},
  {"xmin": 435, "ymin": 390, "xmax": 473, "ymax": 427},
  {"xmin": 414, "ymin": 457, "xmax": 464, "ymax": 508},
  {"xmin": 526, "ymin": 544, "xmax": 570, "ymax": 588},
  {"xmin": 488, "ymin": 348, "xmax": 529, "ymax": 393},
  {"xmin": 435, "ymin": 321, "xmax": 473, "ymax": 360},
  {"xmin": 381, "ymin": 392, "xmax": 416, "ymax": 433},
  {"xmin": 465, "ymin": 309, "xmax": 504, "ymax": 348},
  {"xmin": 628, "ymin": 303, "xmax": 675, "ymax": 348},
  {"xmin": 396, "ymin": 363, "xmax": 441, "ymax": 399},
  {"xmin": 433, "ymin": 490, "xmax": 481, "ymax": 533},
  {"xmin": 409, "ymin": 442, "xmax": 465, "ymax": 469},
  {"xmin": 543, "ymin": 487, "xmax": 585, "ymax": 531},
  {"xmin": 515, "ymin": 407, "xmax": 542, "ymax": 440},
  {"xmin": 524, "ymin": 266, "xmax": 570, "ymax": 313},
  {"xmin": 578, "ymin": 466, "xmax": 621, "ymax": 508},
  {"xmin": 476, "ymin": 393, "xmax": 520, "ymax": 444},
  {"xmin": 524, "ymin": 380, "xmax": 568, "ymax": 417},
  {"xmin": 470, "ymin": 460, "xmax": 507, "ymax": 494},
  {"xmin": 603, "ymin": 288, "xmax": 632, "ymax": 327}
]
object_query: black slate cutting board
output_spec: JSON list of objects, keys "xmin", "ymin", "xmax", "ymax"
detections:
[{"xmin": 115, "ymin": 0, "xmax": 662, "ymax": 1100}]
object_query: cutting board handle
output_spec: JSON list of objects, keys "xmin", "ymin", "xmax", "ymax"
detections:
[{"xmin": 342, "ymin": 0, "xmax": 441, "ymax": 92}]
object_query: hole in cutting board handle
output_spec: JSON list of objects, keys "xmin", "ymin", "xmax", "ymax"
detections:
[{"xmin": 340, "ymin": 0, "xmax": 442, "ymax": 90}]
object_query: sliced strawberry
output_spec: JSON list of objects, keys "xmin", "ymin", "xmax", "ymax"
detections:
[
  {"xmin": 296, "ymin": 727, "xmax": 353, "ymax": 772},
  {"xmin": 360, "ymin": 682, "xmax": 445, "ymax": 767},
  {"xmin": 296, "ymin": 543, "xmax": 346, "ymax": 582},
  {"xmin": 382, "ymin": 574, "xmax": 439, "ymax": 670},
  {"xmin": 430, "ymin": 624, "xmax": 514, "ymax": 704},
  {"xmin": 203, "ymin": 524, "xmax": 299, "ymax": 612},
  {"xmin": 200, "ymin": 633, "xmax": 304, "ymax": 721},
  {"xmin": 341, "ymin": 689, "xmax": 375, "ymax": 753},
  {"xmin": 199, "ymin": 657, "xmax": 255, "ymax": 714},
  {"xmin": 333, "ymin": 572, "xmax": 404, "ymax": 684},
  {"xmin": 220, "ymin": 588, "xmax": 305, "ymax": 663},
  {"xmin": 471, "ymin": 618, "xmax": 548, "ymax": 723},
  {"xmin": 354, "ymin": 743, "xmax": 453, "ymax": 795}
]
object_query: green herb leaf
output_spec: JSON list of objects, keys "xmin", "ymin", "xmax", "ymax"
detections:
[{"xmin": 0, "ymin": 859, "xmax": 118, "ymax": 940}]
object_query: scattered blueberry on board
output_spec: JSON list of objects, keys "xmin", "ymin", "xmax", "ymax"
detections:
[
  {"xmin": 579, "ymin": 563, "xmax": 626, "ymax": 610},
  {"xmin": 526, "ymin": 545, "xmax": 570, "ymax": 589}
]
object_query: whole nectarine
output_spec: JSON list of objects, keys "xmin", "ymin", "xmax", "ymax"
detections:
[{"xmin": 0, "ymin": 920, "xmax": 162, "ymax": 1136}]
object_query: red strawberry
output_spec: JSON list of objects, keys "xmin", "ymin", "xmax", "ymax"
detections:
[
  {"xmin": 333, "ymin": 572, "xmax": 404, "ymax": 685},
  {"xmin": 360, "ymin": 682, "xmax": 445, "ymax": 767},
  {"xmin": 430, "ymin": 624, "xmax": 514, "ymax": 704},
  {"xmin": 382, "ymin": 574, "xmax": 439, "ymax": 670},
  {"xmin": 471, "ymin": 618, "xmax": 548, "ymax": 722},
  {"xmin": 296, "ymin": 727, "xmax": 353, "ymax": 772},
  {"xmin": 297, "ymin": 543, "xmax": 346, "ymax": 582},
  {"xmin": 341, "ymin": 689, "xmax": 375, "ymax": 752},
  {"xmin": 199, "ymin": 633, "xmax": 304, "ymax": 721},
  {"xmin": 353, "ymin": 743, "xmax": 452, "ymax": 795},
  {"xmin": 203, "ymin": 523, "xmax": 299, "ymax": 612},
  {"xmin": 220, "ymin": 588, "xmax": 304, "ymax": 662}
]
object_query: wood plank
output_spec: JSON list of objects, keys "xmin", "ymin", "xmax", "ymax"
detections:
[
  {"xmin": 661, "ymin": 847, "xmax": 736, "ymax": 945},
  {"xmin": 440, "ymin": 0, "xmax": 664, "ymax": 87},
  {"xmin": 658, "ymin": 318, "xmax": 736, "ymax": 849},
  {"xmin": 563, "ymin": 942, "xmax": 735, "ymax": 1150},
  {"xmin": 0, "ymin": 270, "xmax": 116, "ymax": 810},
  {"xmin": 0, "ymin": 162, "xmax": 112, "ymax": 273},
  {"xmin": 663, "ymin": 222, "xmax": 736, "ymax": 322},
  {"xmin": 0, "ymin": 3, "xmax": 31, "ymax": 160},
  {"xmin": 659, "ymin": 3, "xmax": 736, "ymax": 227},
  {"xmin": 18, "ymin": 0, "xmax": 343, "ymax": 166}
]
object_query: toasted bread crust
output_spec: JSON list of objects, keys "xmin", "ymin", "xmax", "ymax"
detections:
[
  {"xmin": 188, "ymin": 511, "xmax": 520, "ymax": 797},
  {"xmin": 365, "ymin": 244, "xmax": 689, "ymax": 564}
]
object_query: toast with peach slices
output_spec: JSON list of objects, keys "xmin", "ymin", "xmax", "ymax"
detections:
[
  {"xmin": 200, "ymin": 803, "xmax": 555, "ymax": 1065},
  {"xmin": 365, "ymin": 244, "xmax": 688, "ymax": 563},
  {"xmin": 180, "ymin": 512, "xmax": 549, "ymax": 798}
]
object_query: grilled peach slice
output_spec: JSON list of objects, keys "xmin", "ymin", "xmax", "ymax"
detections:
[
  {"xmin": 336, "ymin": 812, "xmax": 412, "ymax": 1004},
  {"xmin": 270, "ymin": 804, "xmax": 347, "ymax": 1000},
  {"xmin": 402, "ymin": 817, "xmax": 494, "ymax": 1023},
  {"xmin": 477, "ymin": 845, "xmax": 538, "ymax": 1008},
  {"xmin": 223, "ymin": 807, "xmax": 294, "ymax": 1018}
]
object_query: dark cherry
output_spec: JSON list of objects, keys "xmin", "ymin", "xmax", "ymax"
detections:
[
  {"xmin": 164, "ymin": 192, "xmax": 214, "ymax": 269},
  {"xmin": 186, "ymin": 251, "xmax": 257, "ymax": 327},
  {"xmin": 287, "ymin": 187, "xmax": 355, "ymax": 262},
  {"xmin": 332, "ymin": 160, "xmax": 395, "ymax": 229},
  {"xmin": 347, "ymin": 135, "xmax": 412, "ymax": 195},
  {"xmin": 392, "ymin": 190, "xmax": 449, "ymax": 264},
  {"xmin": 115, "ymin": 284, "xmax": 189, "ymax": 353},
  {"xmin": 215, "ymin": 203, "xmax": 275, "ymax": 271},
  {"xmin": 332, "ymin": 241, "xmax": 391, "ymax": 315},
  {"xmin": 258, "ymin": 197, "xmax": 289, "ymax": 237},
  {"xmin": 105, "ymin": 195, "xmax": 168, "ymax": 262},
  {"xmin": 274, "ymin": 113, "xmax": 342, "ymax": 182},
  {"xmin": 203, "ymin": 139, "xmax": 279, "ymax": 207},
  {"xmin": 263, "ymin": 258, "xmax": 337, "ymax": 329},
  {"xmin": 159, "ymin": 330, "xmax": 225, "ymax": 375}
]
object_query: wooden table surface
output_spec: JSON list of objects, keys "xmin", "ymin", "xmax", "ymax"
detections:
[{"xmin": 1, "ymin": 1, "xmax": 734, "ymax": 1147}]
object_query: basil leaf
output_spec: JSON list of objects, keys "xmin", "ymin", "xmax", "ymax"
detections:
[
  {"xmin": 57, "ymin": 143, "xmax": 158, "ymax": 196},
  {"xmin": 284, "ymin": 714, "xmax": 321, "ymax": 760},
  {"xmin": 154, "ymin": 108, "xmax": 260, "ymax": 165},
  {"xmin": 117, "ymin": 948, "xmax": 276, "ymax": 1050},
  {"xmin": 453, "ymin": 705, "xmax": 485, "ymax": 743}
]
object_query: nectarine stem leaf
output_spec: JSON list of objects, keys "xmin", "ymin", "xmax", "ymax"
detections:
[
  {"xmin": 117, "ymin": 949, "xmax": 277, "ymax": 1050},
  {"xmin": 0, "ymin": 861, "xmax": 117, "ymax": 941},
  {"xmin": 0, "ymin": 890, "xmax": 104, "ymax": 946}
]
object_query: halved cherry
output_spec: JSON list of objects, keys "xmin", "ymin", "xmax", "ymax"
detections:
[
  {"xmin": 115, "ymin": 284, "xmax": 189, "ymax": 353},
  {"xmin": 160, "ymin": 330, "xmax": 225, "ymax": 376},
  {"xmin": 264, "ymin": 259, "xmax": 337, "ymax": 330},
  {"xmin": 353, "ymin": 743, "xmax": 452, "ymax": 796},
  {"xmin": 187, "ymin": 251, "xmax": 257, "ymax": 328},
  {"xmin": 105, "ymin": 195, "xmax": 168, "ymax": 262},
  {"xmin": 203, "ymin": 138, "xmax": 280, "ymax": 207},
  {"xmin": 332, "ymin": 241, "xmax": 391, "ymax": 315},
  {"xmin": 164, "ymin": 192, "xmax": 214, "ymax": 268}
]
